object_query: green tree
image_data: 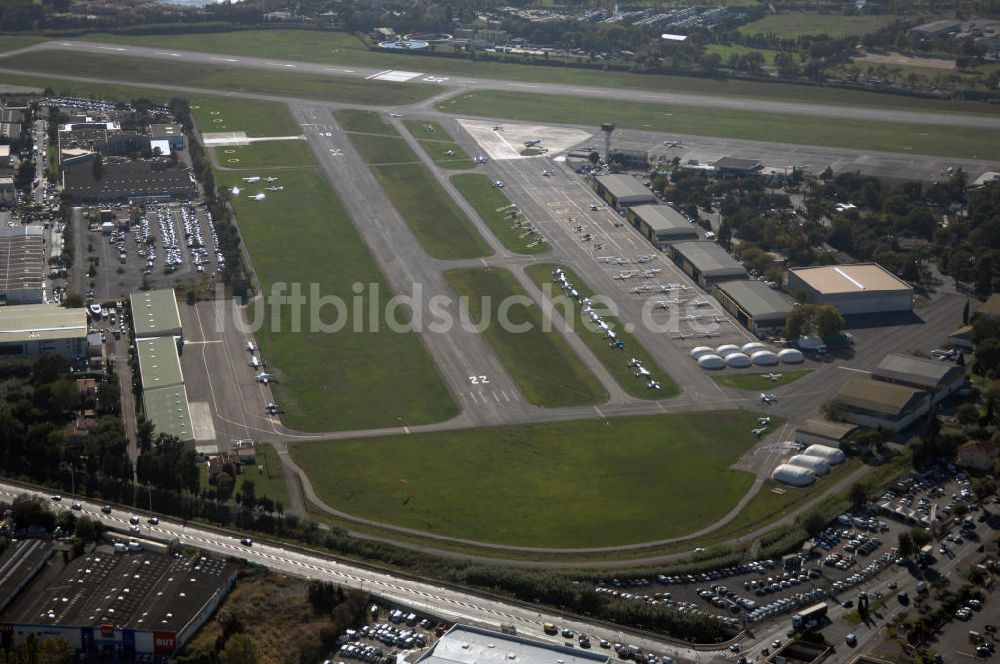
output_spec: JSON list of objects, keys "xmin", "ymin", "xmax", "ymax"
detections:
[
  {"xmin": 74, "ymin": 516, "xmax": 99, "ymax": 541},
  {"xmin": 910, "ymin": 527, "xmax": 932, "ymax": 547},
  {"xmin": 849, "ymin": 483, "xmax": 867, "ymax": 509},
  {"xmin": 218, "ymin": 634, "xmax": 257, "ymax": 664},
  {"xmin": 897, "ymin": 531, "xmax": 914, "ymax": 558},
  {"xmin": 956, "ymin": 403, "xmax": 980, "ymax": 425},
  {"xmin": 11, "ymin": 494, "xmax": 56, "ymax": 531},
  {"xmin": 975, "ymin": 338, "xmax": 1000, "ymax": 374},
  {"xmin": 39, "ymin": 636, "xmax": 73, "ymax": 664},
  {"xmin": 814, "ymin": 305, "xmax": 845, "ymax": 338}
]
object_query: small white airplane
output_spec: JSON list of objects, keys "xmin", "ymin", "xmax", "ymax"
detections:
[
  {"xmin": 930, "ymin": 348, "xmax": 957, "ymax": 359},
  {"xmin": 613, "ymin": 272, "xmax": 635, "ymax": 280},
  {"xmin": 242, "ymin": 176, "xmax": 261, "ymax": 183},
  {"xmin": 656, "ymin": 297, "xmax": 687, "ymax": 307},
  {"xmin": 590, "ymin": 204, "xmax": 601, "ymax": 211},
  {"xmin": 388, "ymin": 112, "xmax": 403, "ymax": 117},
  {"xmin": 605, "ymin": 330, "xmax": 617, "ymax": 340},
  {"xmin": 689, "ymin": 298, "xmax": 710, "ymax": 307},
  {"xmin": 256, "ymin": 372, "xmax": 275, "ymax": 384},
  {"xmin": 493, "ymin": 180, "xmax": 504, "ymax": 188},
  {"xmin": 249, "ymin": 193, "xmax": 266, "ymax": 201},
  {"xmin": 541, "ymin": 169, "xmax": 552, "ymax": 177},
  {"xmin": 763, "ymin": 372, "xmax": 784, "ymax": 381},
  {"xmin": 246, "ymin": 342, "xmax": 256, "ymax": 352},
  {"xmin": 250, "ymin": 356, "xmax": 260, "ymax": 369},
  {"xmin": 663, "ymin": 140, "xmax": 682, "ymax": 148},
  {"xmin": 636, "ymin": 256, "xmax": 655, "ymax": 264},
  {"xmin": 474, "ymin": 155, "xmax": 488, "ymax": 164},
  {"xmin": 444, "ymin": 149, "xmax": 455, "ymax": 157},
  {"xmin": 648, "ymin": 380, "xmax": 661, "ymax": 390},
  {"xmin": 231, "ymin": 186, "xmax": 241, "ymax": 195},
  {"xmin": 263, "ymin": 176, "xmax": 278, "ymax": 182},
  {"xmin": 422, "ymin": 123, "xmax": 434, "ymax": 133},
  {"xmin": 635, "ymin": 366, "xmax": 652, "ymax": 378},
  {"xmin": 629, "ymin": 285, "xmax": 654, "ymax": 294},
  {"xmin": 265, "ymin": 402, "xmax": 280, "ymax": 414},
  {"xmin": 641, "ymin": 268, "xmax": 662, "ymax": 278},
  {"xmin": 628, "ymin": 358, "xmax": 644, "ymax": 367},
  {"xmin": 751, "ymin": 426, "xmax": 768, "ymax": 437},
  {"xmin": 760, "ymin": 392, "xmax": 777, "ymax": 404},
  {"xmin": 659, "ymin": 283, "xmax": 689, "ymax": 292},
  {"xmin": 758, "ymin": 416, "xmax": 771, "ymax": 425},
  {"xmin": 265, "ymin": 186, "xmax": 283, "ymax": 192},
  {"xmin": 524, "ymin": 139, "xmax": 541, "ymax": 147}
]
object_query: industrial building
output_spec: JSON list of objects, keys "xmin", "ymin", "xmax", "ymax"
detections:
[
  {"xmin": 0, "ymin": 225, "xmax": 45, "ymax": 304},
  {"xmin": 0, "ymin": 304, "xmax": 88, "ymax": 360},
  {"xmin": 130, "ymin": 289, "xmax": 183, "ymax": 341},
  {"xmin": 872, "ymin": 353, "xmax": 966, "ymax": 405},
  {"xmin": 149, "ymin": 123, "xmax": 185, "ymax": 151},
  {"xmin": 786, "ymin": 264, "xmax": 912, "ymax": 315},
  {"xmin": 626, "ymin": 204, "xmax": 699, "ymax": 249},
  {"xmin": 592, "ymin": 174, "xmax": 656, "ymax": 209},
  {"xmin": 0, "ymin": 540, "xmax": 235, "ymax": 659},
  {"xmin": 143, "ymin": 384, "xmax": 195, "ymax": 448},
  {"xmin": 417, "ymin": 625, "xmax": 610, "ymax": 664},
  {"xmin": 713, "ymin": 279, "xmax": 794, "ymax": 336},
  {"xmin": 136, "ymin": 337, "xmax": 185, "ymax": 391},
  {"xmin": 832, "ymin": 377, "xmax": 930, "ymax": 432},
  {"xmin": 63, "ymin": 157, "xmax": 196, "ymax": 204},
  {"xmin": 714, "ymin": 157, "xmax": 762, "ymax": 178},
  {"xmin": 794, "ymin": 418, "xmax": 857, "ymax": 448},
  {"xmin": 669, "ymin": 241, "xmax": 747, "ymax": 288}
]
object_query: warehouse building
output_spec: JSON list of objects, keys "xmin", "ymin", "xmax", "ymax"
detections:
[
  {"xmin": 130, "ymin": 289, "xmax": 182, "ymax": 341},
  {"xmin": 0, "ymin": 225, "xmax": 46, "ymax": 305},
  {"xmin": 786, "ymin": 264, "xmax": 912, "ymax": 316},
  {"xmin": 144, "ymin": 384, "xmax": 195, "ymax": 448},
  {"xmin": 592, "ymin": 174, "xmax": 656, "ymax": 210},
  {"xmin": 136, "ymin": 337, "xmax": 185, "ymax": 391},
  {"xmin": 0, "ymin": 304, "xmax": 88, "ymax": 360},
  {"xmin": 714, "ymin": 157, "xmax": 762, "ymax": 178},
  {"xmin": 832, "ymin": 377, "xmax": 930, "ymax": 432},
  {"xmin": 794, "ymin": 418, "xmax": 858, "ymax": 448},
  {"xmin": 149, "ymin": 123, "xmax": 185, "ymax": 151},
  {"xmin": 418, "ymin": 625, "xmax": 610, "ymax": 664},
  {"xmin": 872, "ymin": 353, "xmax": 965, "ymax": 405},
  {"xmin": 713, "ymin": 279, "xmax": 794, "ymax": 336},
  {"xmin": 626, "ymin": 204, "xmax": 699, "ymax": 249},
  {"xmin": 0, "ymin": 543, "xmax": 235, "ymax": 658},
  {"xmin": 669, "ymin": 241, "xmax": 747, "ymax": 289},
  {"xmin": 63, "ymin": 157, "xmax": 196, "ymax": 204}
]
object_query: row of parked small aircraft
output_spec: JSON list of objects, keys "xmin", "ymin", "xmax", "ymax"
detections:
[
  {"xmin": 628, "ymin": 358, "xmax": 661, "ymax": 390},
  {"xmin": 552, "ymin": 268, "xmax": 625, "ymax": 350},
  {"xmin": 246, "ymin": 342, "xmax": 278, "ymax": 415}
]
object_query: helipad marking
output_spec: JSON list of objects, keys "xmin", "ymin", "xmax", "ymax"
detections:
[{"xmin": 367, "ymin": 70, "xmax": 423, "ymax": 82}]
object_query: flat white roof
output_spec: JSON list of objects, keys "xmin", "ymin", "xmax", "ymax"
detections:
[
  {"xmin": 418, "ymin": 626, "xmax": 610, "ymax": 664},
  {"xmin": 0, "ymin": 304, "xmax": 87, "ymax": 343},
  {"xmin": 790, "ymin": 263, "xmax": 911, "ymax": 295}
]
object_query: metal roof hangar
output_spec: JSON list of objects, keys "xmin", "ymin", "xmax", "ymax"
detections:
[
  {"xmin": 418, "ymin": 625, "xmax": 611, "ymax": 664},
  {"xmin": 0, "ymin": 225, "xmax": 46, "ymax": 305},
  {"xmin": 832, "ymin": 376, "xmax": 930, "ymax": 432},
  {"xmin": 786, "ymin": 264, "xmax": 912, "ymax": 316},
  {"xmin": 872, "ymin": 353, "xmax": 966, "ymax": 405},
  {"xmin": 713, "ymin": 279, "xmax": 794, "ymax": 336},
  {"xmin": 626, "ymin": 204, "xmax": 699, "ymax": 250},
  {"xmin": 0, "ymin": 304, "xmax": 88, "ymax": 360},
  {"xmin": 130, "ymin": 289, "xmax": 182, "ymax": 341},
  {"xmin": 669, "ymin": 241, "xmax": 747, "ymax": 288},
  {"xmin": 592, "ymin": 174, "xmax": 656, "ymax": 210}
]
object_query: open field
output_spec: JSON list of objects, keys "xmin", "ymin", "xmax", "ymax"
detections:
[
  {"xmin": 450, "ymin": 173, "xmax": 550, "ymax": 255},
  {"xmin": 200, "ymin": 442, "xmax": 291, "ymax": 508},
  {"xmin": 0, "ymin": 72, "xmax": 175, "ymax": 102},
  {"xmin": 290, "ymin": 410, "xmax": 763, "ymax": 547},
  {"xmin": 712, "ymin": 369, "xmax": 811, "ymax": 390},
  {"xmin": 403, "ymin": 120, "xmax": 474, "ymax": 170},
  {"xmin": 217, "ymin": 166, "xmax": 456, "ymax": 432},
  {"xmin": 191, "ymin": 96, "xmax": 314, "ymax": 169},
  {"xmin": 0, "ymin": 49, "xmax": 437, "ymax": 106},
  {"xmin": 444, "ymin": 268, "xmax": 605, "ymax": 408},
  {"xmin": 524, "ymin": 264, "xmax": 678, "ymax": 399},
  {"xmin": 210, "ymin": 140, "xmax": 315, "ymax": 171},
  {"xmin": 437, "ymin": 91, "xmax": 1000, "ymax": 161},
  {"xmin": 0, "ymin": 36, "xmax": 44, "ymax": 54},
  {"xmin": 336, "ymin": 110, "xmax": 490, "ymax": 259},
  {"xmin": 738, "ymin": 14, "xmax": 899, "ymax": 38},
  {"xmin": 704, "ymin": 44, "xmax": 780, "ymax": 67},
  {"xmin": 70, "ymin": 29, "xmax": 997, "ymax": 114}
]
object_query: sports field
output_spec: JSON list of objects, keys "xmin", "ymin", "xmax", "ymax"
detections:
[
  {"xmin": 402, "ymin": 120, "xmax": 474, "ymax": 170},
  {"xmin": 712, "ymin": 369, "xmax": 811, "ymax": 390},
  {"xmin": 450, "ymin": 174, "xmax": 550, "ymax": 255},
  {"xmin": 524, "ymin": 264, "xmax": 678, "ymax": 399},
  {"xmin": 437, "ymin": 90, "xmax": 1000, "ymax": 161},
  {"xmin": 738, "ymin": 14, "xmax": 898, "ymax": 38},
  {"xmin": 70, "ymin": 30, "xmax": 994, "ymax": 113},
  {"xmin": 444, "ymin": 268, "xmax": 605, "ymax": 407},
  {"xmin": 289, "ymin": 410, "xmax": 764, "ymax": 547},
  {"xmin": 336, "ymin": 110, "xmax": 491, "ymax": 259},
  {"xmin": 0, "ymin": 49, "xmax": 437, "ymax": 106}
]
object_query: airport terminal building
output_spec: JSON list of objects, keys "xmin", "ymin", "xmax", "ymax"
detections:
[
  {"xmin": 626, "ymin": 204, "xmax": 699, "ymax": 250},
  {"xmin": 592, "ymin": 174, "xmax": 656, "ymax": 210},
  {"xmin": 713, "ymin": 279, "xmax": 794, "ymax": 337},
  {"xmin": 669, "ymin": 241, "xmax": 747, "ymax": 289},
  {"xmin": 787, "ymin": 264, "xmax": 912, "ymax": 316}
]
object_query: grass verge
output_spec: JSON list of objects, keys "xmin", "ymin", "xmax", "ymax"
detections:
[
  {"xmin": 0, "ymin": 49, "xmax": 438, "ymax": 106},
  {"xmin": 524, "ymin": 263, "xmax": 679, "ymax": 399},
  {"xmin": 444, "ymin": 267, "xmax": 605, "ymax": 407},
  {"xmin": 190, "ymin": 96, "xmax": 314, "ymax": 170},
  {"xmin": 0, "ymin": 36, "xmax": 44, "ymax": 54},
  {"xmin": 336, "ymin": 110, "xmax": 490, "ymax": 259},
  {"xmin": 289, "ymin": 410, "xmax": 762, "ymax": 548},
  {"xmin": 450, "ymin": 173, "xmax": 549, "ymax": 255},
  {"xmin": 402, "ymin": 119, "xmax": 474, "ymax": 170},
  {"xmin": 738, "ymin": 14, "xmax": 898, "ymax": 38},
  {"xmin": 712, "ymin": 369, "xmax": 812, "ymax": 390},
  {"xmin": 437, "ymin": 90, "xmax": 1000, "ymax": 161}
]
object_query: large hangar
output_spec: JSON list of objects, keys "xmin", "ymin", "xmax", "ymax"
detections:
[
  {"xmin": 713, "ymin": 279, "xmax": 794, "ymax": 337},
  {"xmin": 130, "ymin": 289, "xmax": 182, "ymax": 341},
  {"xmin": 592, "ymin": 174, "xmax": 656, "ymax": 210},
  {"xmin": 626, "ymin": 204, "xmax": 699, "ymax": 249},
  {"xmin": 669, "ymin": 241, "xmax": 747, "ymax": 289},
  {"xmin": 786, "ymin": 264, "xmax": 912, "ymax": 315}
]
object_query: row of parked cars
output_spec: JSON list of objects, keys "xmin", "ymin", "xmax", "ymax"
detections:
[
  {"xmin": 830, "ymin": 550, "xmax": 896, "ymax": 594},
  {"xmin": 203, "ymin": 209, "xmax": 226, "ymax": 269},
  {"xmin": 180, "ymin": 206, "xmax": 213, "ymax": 274},
  {"xmin": 745, "ymin": 589, "xmax": 826, "ymax": 624}
]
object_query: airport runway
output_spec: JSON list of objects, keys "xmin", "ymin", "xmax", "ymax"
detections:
[{"xmin": 10, "ymin": 39, "xmax": 1000, "ymax": 131}]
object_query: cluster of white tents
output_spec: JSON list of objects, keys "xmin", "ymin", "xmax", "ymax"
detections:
[
  {"xmin": 772, "ymin": 444, "xmax": 847, "ymax": 487},
  {"xmin": 690, "ymin": 342, "xmax": 804, "ymax": 370}
]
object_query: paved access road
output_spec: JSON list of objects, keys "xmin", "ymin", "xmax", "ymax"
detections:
[
  {"xmin": 8, "ymin": 39, "xmax": 1000, "ymax": 131},
  {"xmin": 0, "ymin": 481, "xmax": 722, "ymax": 664}
]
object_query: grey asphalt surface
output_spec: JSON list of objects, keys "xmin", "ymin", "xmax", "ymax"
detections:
[{"xmin": 12, "ymin": 39, "xmax": 1000, "ymax": 130}]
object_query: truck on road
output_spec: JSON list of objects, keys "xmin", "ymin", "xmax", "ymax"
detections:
[{"xmin": 792, "ymin": 602, "xmax": 828, "ymax": 631}]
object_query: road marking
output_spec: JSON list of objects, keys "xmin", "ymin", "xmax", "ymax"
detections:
[
  {"xmin": 265, "ymin": 62, "xmax": 296, "ymax": 68},
  {"xmin": 493, "ymin": 391, "xmax": 500, "ymax": 403},
  {"xmin": 184, "ymin": 340, "xmax": 223, "ymax": 345},
  {"xmin": 97, "ymin": 46, "xmax": 126, "ymax": 51},
  {"xmin": 325, "ymin": 68, "xmax": 355, "ymax": 73},
  {"xmin": 155, "ymin": 52, "xmax": 181, "ymax": 57},
  {"xmin": 211, "ymin": 57, "xmax": 239, "ymax": 62},
  {"xmin": 508, "ymin": 83, "xmax": 540, "ymax": 89},
  {"xmin": 838, "ymin": 366, "xmax": 872, "ymax": 374}
]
